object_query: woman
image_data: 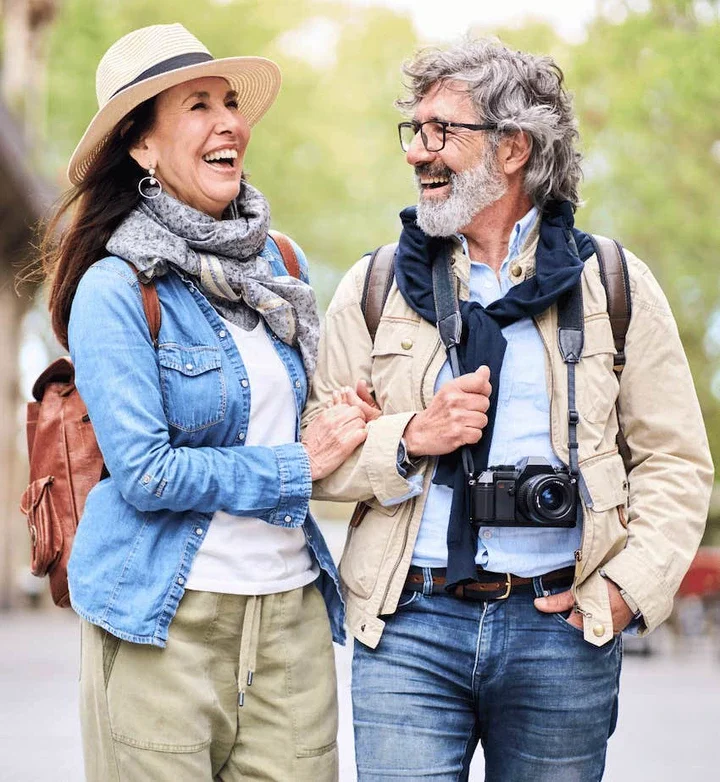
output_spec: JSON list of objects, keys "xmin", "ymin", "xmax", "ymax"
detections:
[{"xmin": 41, "ymin": 23, "xmax": 365, "ymax": 782}]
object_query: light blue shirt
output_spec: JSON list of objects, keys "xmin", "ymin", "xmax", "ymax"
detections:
[{"xmin": 412, "ymin": 207, "xmax": 583, "ymax": 576}]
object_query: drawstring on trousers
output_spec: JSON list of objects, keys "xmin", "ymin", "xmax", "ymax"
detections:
[{"xmin": 238, "ymin": 595, "xmax": 262, "ymax": 707}]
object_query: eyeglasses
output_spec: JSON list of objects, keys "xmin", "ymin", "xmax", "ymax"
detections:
[{"xmin": 398, "ymin": 120, "xmax": 497, "ymax": 152}]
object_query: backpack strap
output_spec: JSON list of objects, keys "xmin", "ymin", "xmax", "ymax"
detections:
[
  {"xmin": 588, "ymin": 234, "xmax": 632, "ymax": 465},
  {"xmin": 589, "ymin": 235, "xmax": 631, "ymax": 374},
  {"xmin": 361, "ymin": 243, "xmax": 397, "ymax": 341},
  {"xmin": 268, "ymin": 230, "xmax": 301, "ymax": 279},
  {"xmin": 124, "ymin": 261, "xmax": 161, "ymax": 347}
]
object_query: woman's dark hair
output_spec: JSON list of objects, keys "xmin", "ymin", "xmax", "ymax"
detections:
[{"xmin": 41, "ymin": 98, "xmax": 156, "ymax": 349}]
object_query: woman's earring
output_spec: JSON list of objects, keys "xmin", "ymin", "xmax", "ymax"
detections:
[{"xmin": 138, "ymin": 166, "xmax": 162, "ymax": 199}]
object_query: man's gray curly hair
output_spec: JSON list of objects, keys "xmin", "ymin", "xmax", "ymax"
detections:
[{"xmin": 396, "ymin": 38, "xmax": 582, "ymax": 208}]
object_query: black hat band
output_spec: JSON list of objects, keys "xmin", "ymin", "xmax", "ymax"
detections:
[{"xmin": 110, "ymin": 52, "xmax": 215, "ymax": 99}]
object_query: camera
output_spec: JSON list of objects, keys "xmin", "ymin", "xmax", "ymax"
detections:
[{"xmin": 469, "ymin": 456, "xmax": 577, "ymax": 528}]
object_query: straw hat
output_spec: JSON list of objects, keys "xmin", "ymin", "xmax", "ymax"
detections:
[{"xmin": 67, "ymin": 23, "xmax": 281, "ymax": 185}]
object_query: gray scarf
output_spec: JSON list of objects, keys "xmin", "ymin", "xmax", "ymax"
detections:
[{"xmin": 107, "ymin": 183, "xmax": 319, "ymax": 376}]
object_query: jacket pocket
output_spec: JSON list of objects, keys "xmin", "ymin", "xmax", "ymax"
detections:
[
  {"xmin": 340, "ymin": 500, "xmax": 402, "ymax": 600},
  {"xmin": 20, "ymin": 475, "xmax": 62, "ymax": 576},
  {"xmin": 370, "ymin": 320, "xmax": 418, "ymax": 414},
  {"xmin": 576, "ymin": 316, "xmax": 619, "ymax": 424},
  {"xmin": 579, "ymin": 452, "xmax": 630, "ymax": 573},
  {"xmin": 158, "ymin": 344, "xmax": 226, "ymax": 432}
]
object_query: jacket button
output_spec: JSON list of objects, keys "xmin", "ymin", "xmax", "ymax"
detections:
[
  {"xmin": 510, "ymin": 264, "xmax": 523, "ymax": 278},
  {"xmin": 295, "ymin": 380, "xmax": 302, "ymax": 388},
  {"xmin": 237, "ymin": 432, "xmax": 246, "ymax": 441},
  {"xmin": 241, "ymin": 379, "xmax": 249, "ymax": 388},
  {"xmin": 284, "ymin": 515, "xmax": 292, "ymax": 522},
  {"xmin": 401, "ymin": 339, "xmax": 413, "ymax": 350},
  {"xmin": 592, "ymin": 623, "xmax": 605, "ymax": 637},
  {"xmin": 177, "ymin": 577, "xmax": 185, "ymax": 586},
  {"xmin": 141, "ymin": 474, "xmax": 151, "ymax": 485},
  {"xmin": 195, "ymin": 527, "xmax": 203, "ymax": 536},
  {"xmin": 185, "ymin": 363, "xmax": 194, "ymax": 370},
  {"xmin": 218, "ymin": 330, "xmax": 227, "ymax": 338}
]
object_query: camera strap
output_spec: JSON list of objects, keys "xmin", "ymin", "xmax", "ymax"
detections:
[
  {"xmin": 432, "ymin": 241, "xmax": 586, "ymax": 485},
  {"xmin": 557, "ymin": 279, "xmax": 584, "ymax": 479},
  {"xmin": 431, "ymin": 243, "xmax": 476, "ymax": 479}
]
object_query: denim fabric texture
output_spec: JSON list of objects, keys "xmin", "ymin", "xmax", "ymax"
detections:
[
  {"xmin": 67, "ymin": 238, "xmax": 344, "ymax": 647},
  {"xmin": 352, "ymin": 579, "xmax": 622, "ymax": 782}
]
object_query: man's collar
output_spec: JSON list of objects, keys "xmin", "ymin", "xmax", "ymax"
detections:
[{"xmin": 455, "ymin": 205, "xmax": 539, "ymax": 263}]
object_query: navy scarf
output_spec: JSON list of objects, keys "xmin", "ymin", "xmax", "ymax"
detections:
[{"xmin": 395, "ymin": 200, "xmax": 594, "ymax": 589}]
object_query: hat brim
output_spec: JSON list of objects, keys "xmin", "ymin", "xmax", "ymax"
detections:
[{"xmin": 67, "ymin": 56, "xmax": 281, "ymax": 186}]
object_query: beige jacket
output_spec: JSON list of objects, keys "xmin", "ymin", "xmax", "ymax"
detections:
[{"xmin": 304, "ymin": 223, "xmax": 713, "ymax": 648}]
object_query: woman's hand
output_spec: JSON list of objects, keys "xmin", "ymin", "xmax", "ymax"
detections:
[
  {"xmin": 329, "ymin": 380, "xmax": 382, "ymax": 422},
  {"xmin": 302, "ymin": 404, "xmax": 368, "ymax": 480}
]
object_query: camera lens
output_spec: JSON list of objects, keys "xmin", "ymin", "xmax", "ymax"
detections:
[
  {"xmin": 517, "ymin": 475, "xmax": 574, "ymax": 523},
  {"xmin": 539, "ymin": 482, "xmax": 565, "ymax": 512}
]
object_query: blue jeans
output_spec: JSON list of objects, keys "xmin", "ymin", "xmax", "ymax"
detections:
[{"xmin": 352, "ymin": 575, "xmax": 622, "ymax": 781}]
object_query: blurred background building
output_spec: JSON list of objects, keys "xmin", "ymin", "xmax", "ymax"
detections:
[{"xmin": 0, "ymin": 0, "xmax": 56, "ymax": 609}]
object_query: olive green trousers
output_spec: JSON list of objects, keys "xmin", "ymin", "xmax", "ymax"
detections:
[{"xmin": 79, "ymin": 584, "xmax": 338, "ymax": 781}]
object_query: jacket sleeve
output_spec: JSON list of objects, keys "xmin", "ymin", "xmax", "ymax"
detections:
[
  {"xmin": 68, "ymin": 262, "xmax": 311, "ymax": 525},
  {"xmin": 303, "ymin": 257, "xmax": 424, "ymax": 506},
  {"xmin": 599, "ymin": 252, "xmax": 714, "ymax": 631}
]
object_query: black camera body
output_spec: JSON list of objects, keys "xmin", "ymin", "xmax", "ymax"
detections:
[{"xmin": 469, "ymin": 456, "xmax": 578, "ymax": 528}]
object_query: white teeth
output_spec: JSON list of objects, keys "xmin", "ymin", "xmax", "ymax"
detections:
[
  {"xmin": 202, "ymin": 148, "xmax": 238, "ymax": 162},
  {"xmin": 420, "ymin": 176, "xmax": 449, "ymax": 185}
]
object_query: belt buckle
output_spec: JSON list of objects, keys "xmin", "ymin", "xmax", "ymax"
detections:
[{"xmin": 496, "ymin": 573, "xmax": 512, "ymax": 600}]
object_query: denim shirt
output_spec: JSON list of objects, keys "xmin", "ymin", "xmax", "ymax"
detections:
[{"xmin": 67, "ymin": 238, "xmax": 345, "ymax": 647}]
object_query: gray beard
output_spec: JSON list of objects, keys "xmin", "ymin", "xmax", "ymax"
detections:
[{"xmin": 416, "ymin": 151, "xmax": 507, "ymax": 237}]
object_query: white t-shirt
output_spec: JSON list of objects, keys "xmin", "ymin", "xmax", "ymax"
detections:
[{"xmin": 186, "ymin": 318, "xmax": 317, "ymax": 595}]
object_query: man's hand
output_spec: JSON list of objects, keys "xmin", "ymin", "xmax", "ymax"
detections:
[
  {"xmin": 533, "ymin": 578, "xmax": 635, "ymax": 634},
  {"xmin": 403, "ymin": 366, "xmax": 491, "ymax": 457}
]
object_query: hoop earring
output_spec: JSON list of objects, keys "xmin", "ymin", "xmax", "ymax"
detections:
[{"xmin": 138, "ymin": 166, "xmax": 162, "ymax": 199}]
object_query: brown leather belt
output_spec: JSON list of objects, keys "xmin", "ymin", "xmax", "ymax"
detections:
[{"xmin": 404, "ymin": 565, "xmax": 575, "ymax": 602}]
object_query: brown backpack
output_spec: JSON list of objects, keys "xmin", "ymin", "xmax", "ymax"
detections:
[{"xmin": 20, "ymin": 233, "xmax": 300, "ymax": 607}]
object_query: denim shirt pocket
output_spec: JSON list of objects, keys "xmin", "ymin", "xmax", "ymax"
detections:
[{"xmin": 158, "ymin": 344, "xmax": 227, "ymax": 432}]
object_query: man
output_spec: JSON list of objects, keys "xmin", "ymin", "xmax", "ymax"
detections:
[{"xmin": 304, "ymin": 39, "xmax": 713, "ymax": 781}]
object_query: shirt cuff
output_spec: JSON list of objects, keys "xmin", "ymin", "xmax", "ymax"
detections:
[
  {"xmin": 270, "ymin": 442, "xmax": 312, "ymax": 527},
  {"xmin": 382, "ymin": 473, "xmax": 424, "ymax": 508},
  {"xmin": 362, "ymin": 411, "xmax": 424, "ymax": 506}
]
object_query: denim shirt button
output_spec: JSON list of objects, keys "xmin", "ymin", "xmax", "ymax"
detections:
[
  {"xmin": 237, "ymin": 432, "xmax": 246, "ymax": 441},
  {"xmin": 141, "ymin": 474, "xmax": 151, "ymax": 485},
  {"xmin": 177, "ymin": 576, "xmax": 185, "ymax": 586},
  {"xmin": 185, "ymin": 363, "xmax": 194, "ymax": 370},
  {"xmin": 284, "ymin": 515, "xmax": 292, "ymax": 523},
  {"xmin": 218, "ymin": 329, "xmax": 227, "ymax": 338},
  {"xmin": 241, "ymin": 379, "xmax": 249, "ymax": 388},
  {"xmin": 294, "ymin": 380, "xmax": 301, "ymax": 388},
  {"xmin": 195, "ymin": 527, "xmax": 203, "ymax": 536}
]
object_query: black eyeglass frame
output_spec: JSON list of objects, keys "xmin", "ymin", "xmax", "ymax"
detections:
[{"xmin": 398, "ymin": 120, "xmax": 498, "ymax": 152}]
